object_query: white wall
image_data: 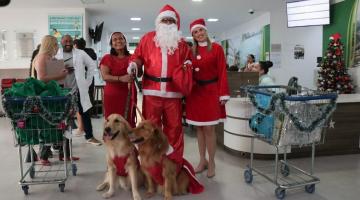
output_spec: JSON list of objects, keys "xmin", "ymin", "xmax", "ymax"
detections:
[
  {"xmin": 270, "ymin": 3, "xmax": 323, "ymax": 89},
  {"xmin": 220, "ymin": 12, "xmax": 270, "ymax": 41},
  {"xmin": 0, "ymin": 8, "xmax": 86, "ymax": 69}
]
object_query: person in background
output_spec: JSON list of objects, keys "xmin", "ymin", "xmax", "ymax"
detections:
[
  {"xmin": 32, "ymin": 35, "xmax": 69, "ymax": 166},
  {"xmin": 56, "ymin": 35, "xmax": 101, "ymax": 146},
  {"xmin": 185, "ymin": 18, "xmax": 230, "ymax": 178},
  {"xmin": 29, "ymin": 44, "xmax": 41, "ymax": 78},
  {"xmin": 239, "ymin": 54, "xmax": 255, "ymax": 72},
  {"xmin": 100, "ymin": 32, "xmax": 136, "ymax": 126},
  {"xmin": 73, "ymin": 38, "xmax": 97, "ymax": 135},
  {"xmin": 252, "ymin": 61, "xmax": 275, "ymax": 86}
]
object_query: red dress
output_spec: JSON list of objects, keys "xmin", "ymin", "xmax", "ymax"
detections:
[
  {"xmin": 100, "ymin": 54, "xmax": 137, "ymax": 126},
  {"xmin": 185, "ymin": 43, "xmax": 230, "ymax": 126}
]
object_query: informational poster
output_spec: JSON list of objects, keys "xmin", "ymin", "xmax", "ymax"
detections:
[
  {"xmin": 48, "ymin": 15, "xmax": 83, "ymax": 43},
  {"xmin": 0, "ymin": 30, "xmax": 7, "ymax": 61},
  {"xmin": 16, "ymin": 32, "xmax": 34, "ymax": 58},
  {"xmin": 294, "ymin": 44, "xmax": 304, "ymax": 59}
]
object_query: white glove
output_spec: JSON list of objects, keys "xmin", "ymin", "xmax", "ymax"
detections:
[{"xmin": 127, "ymin": 62, "xmax": 138, "ymax": 76}]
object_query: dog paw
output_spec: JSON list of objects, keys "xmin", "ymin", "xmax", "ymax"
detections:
[
  {"xmin": 133, "ymin": 193, "xmax": 142, "ymax": 200},
  {"xmin": 102, "ymin": 191, "xmax": 114, "ymax": 199},
  {"xmin": 145, "ymin": 191, "xmax": 155, "ymax": 198},
  {"xmin": 164, "ymin": 195, "xmax": 173, "ymax": 200}
]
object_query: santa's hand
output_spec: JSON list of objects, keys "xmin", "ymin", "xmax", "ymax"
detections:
[
  {"xmin": 183, "ymin": 60, "xmax": 192, "ymax": 70},
  {"xmin": 127, "ymin": 62, "xmax": 138, "ymax": 76}
]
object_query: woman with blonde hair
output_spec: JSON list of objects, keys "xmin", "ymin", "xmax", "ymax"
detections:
[
  {"xmin": 32, "ymin": 35, "xmax": 68, "ymax": 81},
  {"xmin": 186, "ymin": 19, "xmax": 230, "ymax": 178},
  {"xmin": 32, "ymin": 35, "xmax": 70, "ymax": 166}
]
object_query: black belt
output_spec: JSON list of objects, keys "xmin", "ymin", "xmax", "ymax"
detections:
[
  {"xmin": 144, "ymin": 73, "xmax": 172, "ymax": 82},
  {"xmin": 195, "ymin": 77, "xmax": 218, "ymax": 86}
]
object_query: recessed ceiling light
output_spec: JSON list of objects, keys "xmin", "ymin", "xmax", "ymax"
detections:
[
  {"xmin": 80, "ymin": 0, "xmax": 104, "ymax": 4},
  {"xmin": 207, "ymin": 18, "xmax": 219, "ymax": 22},
  {"xmin": 186, "ymin": 36, "xmax": 193, "ymax": 40},
  {"xmin": 130, "ymin": 17, "xmax": 142, "ymax": 21},
  {"xmin": 131, "ymin": 28, "xmax": 141, "ymax": 31},
  {"xmin": 132, "ymin": 36, "xmax": 140, "ymax": 40},
  {"xmin": 192, "ymin": 0, "xmax": 203, "ymax": 2}
]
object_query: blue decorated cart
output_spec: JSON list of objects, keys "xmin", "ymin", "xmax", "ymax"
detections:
[{"xmin": 242, "ymin": 85, "xmax": 337, "ymax": 199}]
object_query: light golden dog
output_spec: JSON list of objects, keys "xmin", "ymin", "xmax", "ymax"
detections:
[
  {"xmin": 130, "ymin": 120, "xmax": 203, "ymax": 200},
  {"xmin": 96, "ymin": 114, "xmax": 143, "ymax": 200}
]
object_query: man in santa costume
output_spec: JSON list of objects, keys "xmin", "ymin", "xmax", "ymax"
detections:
[{"xmin": 128, "ymin": 4, "xmax": 191, "ymax": 164}]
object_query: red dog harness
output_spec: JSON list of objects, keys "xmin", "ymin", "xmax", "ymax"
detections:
[
  {"xmin": 145, "ymin": 155, "xmax": 204, "ymax": 194},
  {"xmin": 113, "ymin": 149, "xmax": 139, "ymax": 177}
]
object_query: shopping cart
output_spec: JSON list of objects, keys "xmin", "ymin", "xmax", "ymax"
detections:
[
  {"xmin": 241, "ymin": 85, "xmax": 337, "ymax": 199},
  {"xmin": 2, "ymin": 94, "xmax": 77, "ymax": 195}
]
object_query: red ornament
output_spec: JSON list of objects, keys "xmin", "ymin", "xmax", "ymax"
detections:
[
  {"xmin": 57, "ymin": 122, "xmax": 66, "ymax": 130},
  {"xmin": 32, "ymin": 106, "xmax": 39, "ymax": 113},
  {"xmin": 17, "ymin": 120, "xmax": 26, "ymax": 129}
]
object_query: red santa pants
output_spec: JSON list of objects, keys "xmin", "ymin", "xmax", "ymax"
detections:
[{"xmin": 142, "ymin": 95, "xmax": 184, "ymax": 164}]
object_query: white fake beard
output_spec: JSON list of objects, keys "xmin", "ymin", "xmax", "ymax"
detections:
[{"xmin": 154, "ymin": 23, "xmax": 182, "ymax": 55}]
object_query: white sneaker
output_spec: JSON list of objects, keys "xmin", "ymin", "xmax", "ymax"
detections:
[{"xmin": 73, "ymin": 129, "xmax": 85, "ymax": 137}]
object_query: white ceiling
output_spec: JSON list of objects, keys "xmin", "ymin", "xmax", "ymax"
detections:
[{"xmin": 7, "ymin": 0, "xmax": 284, "ymax": 40}]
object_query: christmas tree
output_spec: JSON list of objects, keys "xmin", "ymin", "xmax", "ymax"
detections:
[{"xmin": 318, "ymin": 33, "xmax": 354, "ymax": 94}]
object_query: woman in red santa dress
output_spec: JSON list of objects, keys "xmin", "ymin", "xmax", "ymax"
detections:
[
  {"xmin": 100, "ymin": 32, "xmax": 136, "ymax": 126},
  {"xmin": 186, "ymin": 18, "xmax": 230, "ymax": 178}
]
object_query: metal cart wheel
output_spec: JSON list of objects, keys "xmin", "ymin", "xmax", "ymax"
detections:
[
  {"xmin": 280, "ymin": 163, "xmax": 290, "ymax": 177},
  {"xmin": 22, "ymin": 185, "xmax": 29, "ymax": 195},
  {"xmin": 59, "ymin": 183, "xmax": 65, "ymax": 192},
  {"xmin": 244, "ymin": 169, "xmax": 253, "ymax": 184},
  {"xmin": 29, "ymin": 166, "xmax": 35, "ymax": 179},
  {"xmin": 72, "ymin": 163, "xmax": 77, "ymax": 176},
  {"xmin": 275, "ymin": 187, "xmax": 286, "ymax": 199},
  {"xmin": 305, "ymin": 184, "xmax": 315, "ymax": 193}
]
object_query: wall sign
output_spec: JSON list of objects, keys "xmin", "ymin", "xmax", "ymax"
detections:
[{"xmin": 48, "ymin": 15, "xmax": 83, "ymax": 43}]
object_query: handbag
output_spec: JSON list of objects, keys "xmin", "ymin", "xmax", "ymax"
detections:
[{"xmin": 172, "ymin": 48, "xmax": 193, "ymax": 96}]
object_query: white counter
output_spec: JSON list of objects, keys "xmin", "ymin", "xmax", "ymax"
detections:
[{"xmin": 337, "ymin": 94, "xmax": 360, "ymax": 103}]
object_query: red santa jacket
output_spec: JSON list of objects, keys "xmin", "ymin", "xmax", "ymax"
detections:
[
  {"xmin": 145, "ymin": 155, "xmax": 204, "ymax": 194},
  {"xmin": 113, "ymin": 149, "xmax": 139, "ymax": 177},
  {"xmin": 191, "ymin": 42, "xmax": 230, "ymax": 101},
  {"xmin": 131, "ymin": 31, "xmax": 191, "ymax": 98}
]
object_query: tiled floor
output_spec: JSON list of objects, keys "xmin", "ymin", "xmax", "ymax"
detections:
[{"xmin": 0, "ymin": 116, "xmax": 359, "ymax": 200}]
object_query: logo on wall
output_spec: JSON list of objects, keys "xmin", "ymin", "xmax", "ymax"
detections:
[{"xmin": 294, "ymin": 45, "xmax": 304, "ymax": 60}]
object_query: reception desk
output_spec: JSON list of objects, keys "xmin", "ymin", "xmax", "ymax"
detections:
[{"xmin": 219, "ymin": 94, "xmax": 360, "ymax": 158}]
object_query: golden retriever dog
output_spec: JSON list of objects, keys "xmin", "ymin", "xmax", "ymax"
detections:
[
  {"xmin": 130, "ymin": 120, "xmax": 204, "ymax": 200},
  {"xmin": 96, "ymin": 114, "xmax": 143, "ymax": 200}
]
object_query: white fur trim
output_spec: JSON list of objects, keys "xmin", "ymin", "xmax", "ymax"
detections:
[
  {"xmin": 156, "ymin": 11, "xmax": 177, "ymax": 27},
  {"xmin": 186, "ymin": 119, "xmax": 223, "ymax": 126},
  {"xmin": 161, "ymin": 48, "xmax": 167, "ymax": 94},
  {"xmin": 220, "ymin": 96, "xmax": 230, "ymax": 101},
  {"xmin": 191, "ymin": 24, "xmax": 207, "ymax": 33},
  {"xmin": 198, "ymin": 42, "xmax": 208, "ymax": 47},
  {"xmin": 182, "ymin": 164, "xmax": 201, "ymax": 183},
  {"xmin": 166, "ymin": 145, "xmax": 174, "ymax": 155},
  {"xmin": 142, "ymin": 89, "xmax": 183, "ymax": 98}
]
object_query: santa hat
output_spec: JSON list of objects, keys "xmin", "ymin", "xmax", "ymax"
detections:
[
  {"xmin": 190, "ymin": 18, "xmax": 207, "ymax": 33},
  {"xmin": 156, "ymin": 4, "xmax": 180, "ymax": 29}
]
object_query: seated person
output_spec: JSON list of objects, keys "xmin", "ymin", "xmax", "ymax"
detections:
[
  {"xmin": 239, "ymin": 54, "xmax": 255, "ymax": 72},
  {"xmin": 253, "ymin": 61, "xmax": 275, "ymax": 86}
]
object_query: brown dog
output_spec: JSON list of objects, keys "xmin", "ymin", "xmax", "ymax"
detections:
[
  {"xmin": 96, "ymin": 114, "xmax": 143, "ymax": 200},
  {"xmin": 130, "ymin": 120, "xmax": 204, "ymax": 200}
]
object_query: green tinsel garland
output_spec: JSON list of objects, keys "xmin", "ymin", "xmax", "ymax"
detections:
[{"xmin": 2, "ymin": 94, "xmax": 77, "ymax": 126}]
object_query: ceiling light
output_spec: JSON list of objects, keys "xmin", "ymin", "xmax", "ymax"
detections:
[
  {"xmin": 80, "ymin": 0, "xmax": 104, "ymax": 4},
  {"xmin": 130, "ymin": 17, "xmax": 142, "ymax": 21},
  {"xmin": 192, "ymin": 0, "xmax": 203, "ymax": 2},
  {"xmin": 131, "ymin": 28, "xmax": 141, "ymax": 31},
  {"xmin": 207, "ymin": 18, "xmax": 219, "ymax": 22},
  {"xmin": 186, "ymin": 36, "xmax": 193, "ymax": 40},
  {"xmin": 132, "ymin": 36, "xmax": 140, "ymax": 40}
]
